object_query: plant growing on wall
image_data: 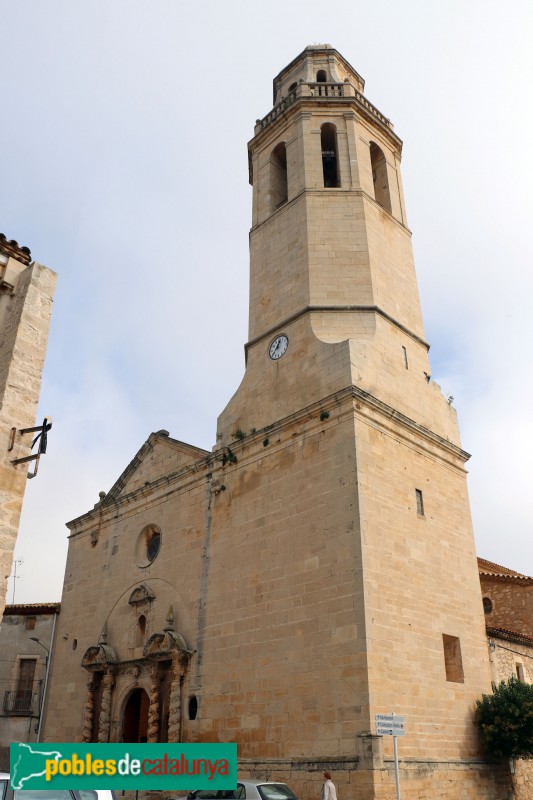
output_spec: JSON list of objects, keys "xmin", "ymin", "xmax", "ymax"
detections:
[
  {"xmin": 475, "ymin": 677, "xmax": 533, "ymax": 760},
  {"xmin": 222, "ymin": 446, "xmax": 238, "ymax": 466}
]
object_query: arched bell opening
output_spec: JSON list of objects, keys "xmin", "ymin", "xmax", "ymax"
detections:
[
  {"xmin": 370, "ymin": 141, "xmax": 392, "ymax": 213},
  {"xmin": 270, "ymin": 142, "xmax": 288, "ymax": 212},
  {"xmin": 321, "ymin": 123, "xmax": 340, "ymax": 188}
]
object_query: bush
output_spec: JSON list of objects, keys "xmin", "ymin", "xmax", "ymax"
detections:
[{"xmin": 475, "ymin": 677, "xmax": 533, "ymax": 760}]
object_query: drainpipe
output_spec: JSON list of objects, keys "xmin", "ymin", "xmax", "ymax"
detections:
[{"xmin": 34, "ymin": 610, "xmax": 58, "ymax": 742}]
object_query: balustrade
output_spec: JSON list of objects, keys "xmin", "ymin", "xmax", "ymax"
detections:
[{"xmin": 256, "ymin": 82, "xmax": 392, "ymax": 134}]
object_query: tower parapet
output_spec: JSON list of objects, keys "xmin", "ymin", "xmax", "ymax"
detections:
[{"xmin": 256, "ymin": 45, "xmax": 393, "ymax": 140}]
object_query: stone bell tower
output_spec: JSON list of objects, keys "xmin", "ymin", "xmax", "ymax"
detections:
[
  {"xmin": 218, "ymin": 45, "xmax": 452, "ymax": 441},
  {"xmin": 216, "ymin": 45, "xmax": 498, "ymax": 798}
]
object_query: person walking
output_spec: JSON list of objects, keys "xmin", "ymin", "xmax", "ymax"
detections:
[{"xmin": 321, "ymin": 772, "xmax": 337, "ymax": 800}]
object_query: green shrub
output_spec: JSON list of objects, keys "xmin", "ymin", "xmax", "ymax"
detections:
[{"xmin": 475, "ymin": 677, "xmax": 533, "ymax": 760}]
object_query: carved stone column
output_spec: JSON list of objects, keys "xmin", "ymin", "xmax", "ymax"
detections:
[
  {"xmin": 98, "ymin": 670, "xmax": 115, "ymax": 743},
  {"xmin": 81, "ymin": 675, "xmax": 96, "ymax": 743},
  {"xmin": 147, "ymin": 664, "xmax": 160, "ymax": 743},
  {"xmin": 167, "ymin": 660, "xmax": 182, "ymax": 743}
]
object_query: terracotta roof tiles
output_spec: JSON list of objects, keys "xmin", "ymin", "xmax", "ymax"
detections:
[
  {"xmin": 3, "ymin": 602, "xmax": 60, "ymax": 616},
  {"xmin": 487, "ymin": 626, "xmax": 533, "ymax": 646},
  {"xmin": 0, "ymin": 233, "xmax": 31, "ymax": 265},
  {"xmin": 478, "ymin": 557, "xmax": 532, "ymax": 582}
]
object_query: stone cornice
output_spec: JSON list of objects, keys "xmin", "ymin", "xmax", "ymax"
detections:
[
  {"xmin": 251, "ymin": 91, "xmax": 402, "ymax": 155},
  {"xmin": 67, "ymin": 384, "xmax": 468, "ymax": 533},
  {"xmin": 244, "ymin": 303, "xmax": 429, "ymax": 358},
  {"xmin": 66, "ymin": 456, "xmax": 214, "ymax": 534},
  {"xmin": 103, "ymin": 431, "xmax": 209, "ymax": 506},
  {"xmin": 239, "ymin": 756, "xmax": 359, "ymax": 770},
  {"xmin": 350, "ymin": 385, "xmax": 470, "ymax": 464}
]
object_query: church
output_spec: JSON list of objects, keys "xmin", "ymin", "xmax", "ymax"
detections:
[{"xmin": 42, "ymin": 45, "xmax": 514, "ymax": 799}]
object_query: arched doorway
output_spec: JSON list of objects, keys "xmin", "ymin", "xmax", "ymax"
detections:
[{"xmin": 122, "ymin": 687, "xmax": 150, "ymax": 742}]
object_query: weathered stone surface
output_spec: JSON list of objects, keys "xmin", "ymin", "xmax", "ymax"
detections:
[{"xmin": 0, "ymin": 253, "xmax": 57, "ymax": 616}]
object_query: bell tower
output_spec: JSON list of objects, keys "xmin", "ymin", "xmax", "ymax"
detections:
[
  {"xmin": 215, "ymin": 45, "xmax": 496, "ymax": 797},
  {"xmin": 218, "ymin": 45, "xmax": 453, "ymax": 444}
]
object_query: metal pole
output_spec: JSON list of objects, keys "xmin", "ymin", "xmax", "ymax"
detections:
[
  {"xmin": 31, "ymin": 612, "xmax": 57, "ymax": 742},
  {"xmin": 37, "ymin": 611, "xmax": 57, "ymax": 741},
  {"xmin": 393, "ymin": 735, "xmax": 401, "ymax": 800}
]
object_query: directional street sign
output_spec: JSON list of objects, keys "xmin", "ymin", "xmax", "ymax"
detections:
[
  {"xmin": 375, "ymin": 713, "xmax": 406, "ymax": 736},
  {"xmin": 375, "ymin": 714, "xmax": 406, "ymax": 799}
]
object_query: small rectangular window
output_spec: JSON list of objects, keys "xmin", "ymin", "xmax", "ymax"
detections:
[
  {"xmin": 516, "ymin": 663, "xmax": 525, "ymax": 682},
  {"xmin": 402, "ymin": 346, "xmax": 408, "ymax": 369},
  {"xmin": 415, "ymin": 489, "xmax": 424, "ymax": 516},
  {"xmin": 443, "ymin": 634, "xmax": 464, "ymax": 683},
  {"xmin": 26, "ymin": 616, "xmax": 36, "ymax": 630}
]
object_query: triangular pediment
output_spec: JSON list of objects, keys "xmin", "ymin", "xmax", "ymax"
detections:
[{"xmin": 101, "ymin": 431, "xmax": 209, "ymax": 505}]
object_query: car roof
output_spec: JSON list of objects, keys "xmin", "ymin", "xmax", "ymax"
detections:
[{"xmin": 235, "ymin": 782, "xmax": 292, "ymax": 790}]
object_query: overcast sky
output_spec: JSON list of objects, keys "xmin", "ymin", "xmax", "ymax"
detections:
[{"xmin": 2, "ymin": 0, "xmax": 532, "ymax": 604}]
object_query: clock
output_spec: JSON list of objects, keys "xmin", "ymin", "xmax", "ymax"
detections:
[{"xmin": 269, "ymin": 334, "xmax": 289, "ymax": 360}]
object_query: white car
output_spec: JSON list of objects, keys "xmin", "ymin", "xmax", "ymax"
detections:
[
  {"xmin": 180, "ymin": 780, "xmax": 298, "ymax": 800},
  {"xmin": 0, "ymin": 777, "xmax": 116, "ymax": 800}
]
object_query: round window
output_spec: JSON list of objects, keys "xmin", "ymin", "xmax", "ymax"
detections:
[
  {"xmin": 483, "ymin": 597, "xmax": 493, "ymax": 614},
  {"xmin": 135, "ymin": 524, "xmax": 162, "ymax": 567}
]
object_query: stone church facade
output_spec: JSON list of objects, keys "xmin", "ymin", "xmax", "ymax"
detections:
[{"xmin": 43, "ymin": 46, "xmax": 513, "ymax": 799}]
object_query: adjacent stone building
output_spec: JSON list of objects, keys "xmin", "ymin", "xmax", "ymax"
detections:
[
  {"xmin": 0, "ymin": 235, "xmax": 57, "ymax": 616},
  {"xmin": 476, "ymin": 559, "xmax": 533, "ymax": 800},
  {"xmin": 43, "ymin": 46, "xmax": 517, "ymax": 799},
  {"xmin": 0, "ymin": 602, "xmax": 60, "ymax": 768},
  {"xmin": 479, "ymin": 557, "xmax": 533, "ymax": 640}
]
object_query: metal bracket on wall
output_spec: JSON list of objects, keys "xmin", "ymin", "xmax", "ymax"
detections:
[{"xmin": 10, "ymin": 417, "xmax": 52, "ymax": 479}]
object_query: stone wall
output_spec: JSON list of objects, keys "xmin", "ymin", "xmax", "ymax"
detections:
[
  {"xmin": 118, "ymin": 757, "xmax": 511, "ymax": 800},
  {"xmin": 481, "ymin": 575, "xmax": 533, "ymax": 638},
  {"xmin": 488, "ymin": 635, "xmax": 532, "ymax": 684},
  {"xmin": 0, "ymin": 255, "xmax": 57, "ymax": 615},
  {"xmin": 512, "ymin": 758, "xmax": 533, "ymax": 800}
]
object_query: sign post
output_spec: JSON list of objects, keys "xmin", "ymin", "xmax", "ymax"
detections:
[{"xmin": 375, "ymin": 713, "xmax": 405, "ymax": 800}]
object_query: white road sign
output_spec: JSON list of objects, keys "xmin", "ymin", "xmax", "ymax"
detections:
[{"xmin": 375, "ymin": 714, "xmax": 406, "ymax": 736}]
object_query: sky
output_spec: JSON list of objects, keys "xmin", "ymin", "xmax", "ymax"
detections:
[{"xmin": 1, "ymin": 0, "xmax": 532, "ymax": 604}]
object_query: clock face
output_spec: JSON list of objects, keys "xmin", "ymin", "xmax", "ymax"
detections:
[{"xmin": 269, "ymin": 334, "xmax": 289, "ymax": 360}]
